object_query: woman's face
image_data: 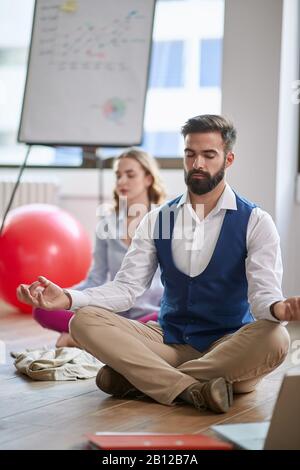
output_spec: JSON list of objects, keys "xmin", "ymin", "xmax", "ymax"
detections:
[{"xmin": 115, "ymin": 157, "xmax": 152, "ymax": 205}]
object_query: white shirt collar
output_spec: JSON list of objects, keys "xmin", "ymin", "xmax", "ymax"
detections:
[{"xmin": 176, "ymin": 183, "xmax": 237, "ymax": 215}]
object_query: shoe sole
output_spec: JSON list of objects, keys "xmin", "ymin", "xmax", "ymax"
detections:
[
  {"xmin": 210, "ymin": 377, "xmax": 231, "ymax": 413},
  {"xmin": 226, "ymin": 382, "xmax": 233, "ymax": 407}
]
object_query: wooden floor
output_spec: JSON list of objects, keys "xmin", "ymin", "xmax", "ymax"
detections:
[{"xmin": 0, "ymin": 300, "xmax": 299, "ymax": 450}]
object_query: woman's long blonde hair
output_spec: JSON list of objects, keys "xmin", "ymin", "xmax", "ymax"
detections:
[{"xmin": 113, "ymin": 148, "xmax": 166, "ymax": 213}]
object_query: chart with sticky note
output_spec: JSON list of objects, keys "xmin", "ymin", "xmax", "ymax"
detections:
[{"xmin": 18, "ymin": 0, "xmax": 156, "ymax": 146}]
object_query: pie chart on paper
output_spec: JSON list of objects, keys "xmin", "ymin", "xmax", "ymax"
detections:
[{"xmin": 103, "ymin": 97, "xmax": 126, "ymax": 123}]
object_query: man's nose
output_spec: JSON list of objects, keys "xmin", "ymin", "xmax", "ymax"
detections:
[{"xmin": 193, "ymin": 154, "xmax": 206, "ymax": 169}]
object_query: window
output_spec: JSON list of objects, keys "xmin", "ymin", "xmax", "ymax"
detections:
[
  {"xmin": 149, "ymin": 40, "xmax": 184, "ymax": 88},
  {"xmin": 200, "ymin": 38, "xmax": 222, "ymax": 87},
  {"xmin": 103, "ymin": 0, "xmax": 225, "ymax": 160},
  {"xmin": 142, "ymin": 131, "xmax": 180, "ymax": 156},
  {"xmin": 0, "ymin": 0, "xmax": 82, "ymax": 166},
  {"xmin": 0, "ymin": 0, "xmax": 224, "ymax": 167}
]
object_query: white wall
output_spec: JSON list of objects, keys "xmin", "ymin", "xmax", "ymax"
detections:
[
  {"xmin": 222, "ymin": 0, "xmax": 300, "ymax": 295},
  {"xmin": 222, "ymin": 0, "xmax": 283, "ymax": 216},
  {"xmin": 276, "ymin": 0, "xmax": 300, "ymax": 295}
]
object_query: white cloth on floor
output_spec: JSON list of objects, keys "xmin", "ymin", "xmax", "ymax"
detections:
[{"xmin": 11, "ymin": 347, "xmax": 104, "ymax": 381}]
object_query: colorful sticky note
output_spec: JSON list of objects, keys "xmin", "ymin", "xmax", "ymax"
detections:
[{"xmin": 60, "ymin": 0, "xmax": 78, "ymax": 13}]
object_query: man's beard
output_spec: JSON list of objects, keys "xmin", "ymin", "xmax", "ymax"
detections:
[{"xmin": 184, "ymin": 161, "xmax": 225, "ymax": 196}]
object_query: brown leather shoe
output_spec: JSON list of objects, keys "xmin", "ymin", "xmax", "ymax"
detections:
[
  {"xmin": 96, "ymin": 365, "xmax": 143, "ymax": 399},
  {"xmin": 180, "ymin": 378, "xmax": 233, "ymax": 413}
]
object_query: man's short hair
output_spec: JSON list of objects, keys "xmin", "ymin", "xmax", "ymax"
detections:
[{"xmin": 181, "ymin": 114, "xmax": 237, "ymax": 154}]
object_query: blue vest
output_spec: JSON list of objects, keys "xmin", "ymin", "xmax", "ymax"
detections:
[{"xmin": 154, "ymin": 192, "xmax": 256, "ymax": 352}]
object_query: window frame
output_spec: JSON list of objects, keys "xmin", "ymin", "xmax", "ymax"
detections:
[{"xmin": 0, "ymin": 151, "xmax": 183, "ymax": 170}]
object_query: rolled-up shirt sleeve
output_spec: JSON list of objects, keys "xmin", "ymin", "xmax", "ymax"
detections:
[
  {"xmin": 246, "ymin": 208, "xmax": 285, "ymax": 323},
  {"xmin": 66, "ymin": 211, "xmax": 158, "ymax": 311}
]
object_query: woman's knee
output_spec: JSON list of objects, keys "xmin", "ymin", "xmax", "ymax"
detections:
[
  {"xmin": 33, "ymin": 307, "xmax": 55, "ymax": 329},
  {"xmin": 33, "ymin": 307, "xmax": 45, "ymax": 326}
]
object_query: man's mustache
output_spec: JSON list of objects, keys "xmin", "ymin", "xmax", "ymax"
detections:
[{"xmin": 188, "ymin": 170, "xmax": 210, "ymax": 178}]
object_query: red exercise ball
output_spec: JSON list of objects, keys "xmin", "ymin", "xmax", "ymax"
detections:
[{"xmin": 0, "ymin": 204, "xmax": 92, "ymax": 313}]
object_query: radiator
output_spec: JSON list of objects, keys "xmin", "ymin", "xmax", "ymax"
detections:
[{"xmin": 0, "ymin": 179, "xmax": 60, "ymax": 215}]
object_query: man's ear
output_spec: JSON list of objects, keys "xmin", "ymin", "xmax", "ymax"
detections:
[{"xmin": 225, "ymin": 152, "xmax": 234, "ymax": 168}]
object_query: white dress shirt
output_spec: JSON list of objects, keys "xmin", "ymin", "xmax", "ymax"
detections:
[{"xmin": 68, "ymin": 184, "xmax": 284, "ymax": 322}]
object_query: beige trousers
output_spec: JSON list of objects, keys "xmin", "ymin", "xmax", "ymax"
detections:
[{"xmin": 69, "ymin": 307, "xmax": 290, "ymax": 406}]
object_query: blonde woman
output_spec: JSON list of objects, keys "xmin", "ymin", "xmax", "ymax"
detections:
[{"xmin": 33, "ymin": 148, "xmax": 166, "ymax": 347}]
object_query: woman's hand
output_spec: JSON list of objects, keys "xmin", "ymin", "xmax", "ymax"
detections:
[{"xmin": 16, "ymin": 276, "xmax": 71, "ymax": 310}]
